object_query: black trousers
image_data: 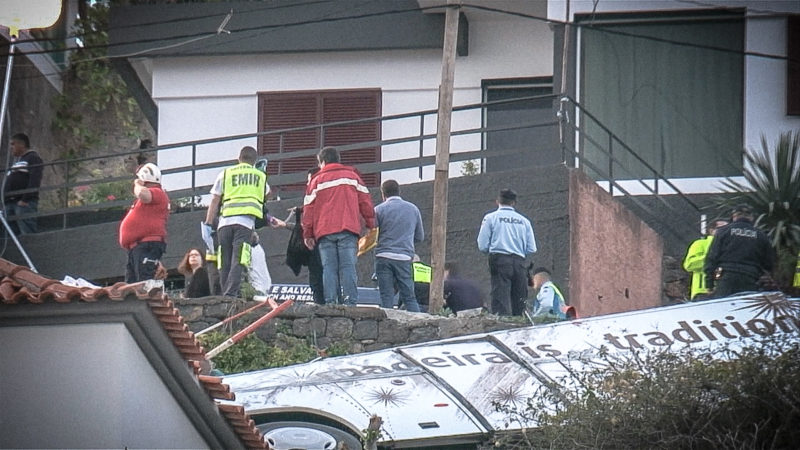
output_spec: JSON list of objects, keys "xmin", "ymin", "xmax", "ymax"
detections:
[
  {"xmin": 218, "ymin": 224, "xmax": 253, "ymax": 297},
  {"xmin": 489, "ymin": 253, "xmax": 528, "ymax": 316},
  {"xmin": 713, "ymin": 270, "xmax": 760, "ymax": 298},
  {"xmin": 125, "ymin": 241, "xmax": 166, "ymax": 283}
]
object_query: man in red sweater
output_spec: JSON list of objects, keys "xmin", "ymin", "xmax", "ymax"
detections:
[
  {"xmin": 302, "ymin": 147, "xmax": 376, "ymax": 305},
  {"xmin": 118, "ymin": 163, "xmax": 170, "ymax": 283}
]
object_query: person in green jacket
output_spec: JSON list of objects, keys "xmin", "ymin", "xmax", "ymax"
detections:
[{"xmin": 683, "ymin": 219, "xmax": 728, "ymax": 300}]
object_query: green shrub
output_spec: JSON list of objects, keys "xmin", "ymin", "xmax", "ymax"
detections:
[
  {"xmin": 496, "ymin": 337, "xmax": 800, "ymax": 449},
  {"xmin": 198, "ymin": 331, "xmax": 318, "ymax": 374}
]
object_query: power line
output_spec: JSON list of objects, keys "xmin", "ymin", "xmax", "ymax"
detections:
[
  {"xmin": 4, "ymin": 0, "xmax": 342, "ymax": 48},
  {"xmin": 2, "ymin": 1, "xmax": 795, "ymax": 85},
  {"xmin": 1, "ymin": 2, "xmax": 437, "ymax": 57},
  {"xmin": 461, "ymin": 3, "xmax": 791, "ymax": 62}
]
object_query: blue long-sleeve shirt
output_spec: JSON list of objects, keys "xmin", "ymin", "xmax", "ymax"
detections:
[{"xmin": 477, "ymin": 205, "xmax": 536, "ymax": 257}]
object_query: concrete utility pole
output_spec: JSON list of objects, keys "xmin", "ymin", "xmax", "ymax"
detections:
[{"xmin": 428, "ymin": 0, "xmax": 460, "ymax": 314}]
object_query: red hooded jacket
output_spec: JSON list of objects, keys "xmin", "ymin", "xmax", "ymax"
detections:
[{"xmin": 301, "ymin": 163, "xmax": 375, "ymax": 240}]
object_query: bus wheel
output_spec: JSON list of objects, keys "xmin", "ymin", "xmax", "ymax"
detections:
[{"xmin": 256, "ymin": 421, "xmax": 362, "ymax": 450}]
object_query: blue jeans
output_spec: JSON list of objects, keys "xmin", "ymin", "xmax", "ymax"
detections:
[
  {"xmin": 375, "ymin": 257, "xmax": 420, "ymax": 312},
  {"xmin": 5, "ymin": 200, "xmax": 38, "ymax": 234},
  {"xmin": 318, "ymin": 232, "xmax": 359, "ymax": 305}
]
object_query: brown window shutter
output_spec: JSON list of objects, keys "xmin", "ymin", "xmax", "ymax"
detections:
[
  {"xmin": 321, "ymin": 91, "xmax": 381, "ymax": 187},
  {"xmin": 258, "ymin": 89, "xmax": 381, "ymax": 191}
]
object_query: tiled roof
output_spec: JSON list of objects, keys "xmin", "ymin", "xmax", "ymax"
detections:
[{"xmin": 0, "ymin": 258, "xmax": 268, "ymax": 450}]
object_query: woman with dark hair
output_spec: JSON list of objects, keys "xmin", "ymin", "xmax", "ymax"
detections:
[{"xmin": 178, "ymin": 247, "xmax": 211, "ymax": 298}]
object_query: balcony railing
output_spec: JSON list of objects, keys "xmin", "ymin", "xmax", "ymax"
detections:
[{"xmin": 2, "ymin": 93, "xmax": 701, "ymax": 243}]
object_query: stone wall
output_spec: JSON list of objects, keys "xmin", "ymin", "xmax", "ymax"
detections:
[{"xmin": 175, "ymin": 297, "xmax": 526, "ymax": 353}]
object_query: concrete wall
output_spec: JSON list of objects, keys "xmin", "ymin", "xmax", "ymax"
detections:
[
  {"xmin": 569, "ymin": 170, "xmax": 664, "ymax": 317},
  {"xmin": 5, "ymin": 163, "xmax": 666, "ymax": 319},
  {"xmin": 3, "ymin": 164, "xmax": 573, "ymax": 307}
]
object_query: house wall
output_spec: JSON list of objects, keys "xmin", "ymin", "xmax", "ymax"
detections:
[
  {"xmin": 569, "ymin": 170, "xmax": 664, "ymax": 317},
  {"xmin": 148, "ymin": 12, "xmax": 554, "ymax": 192},
  {"xmin": 0, "ymin": 322, "xmax": 209, "ymax": 449}
]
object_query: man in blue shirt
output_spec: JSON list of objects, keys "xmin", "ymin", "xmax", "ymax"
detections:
[
  {"xmin": 477, "ymin": 188, "xmax": 537, "ymax": 316},
  {"xmin": 373, "ymin": 180, "xmax": 423, "ymax": 312}
]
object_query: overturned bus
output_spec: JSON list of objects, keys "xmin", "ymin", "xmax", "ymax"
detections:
[{"xmin": 222, "ymin": 293, "xmax": 800, "ymax": 449}]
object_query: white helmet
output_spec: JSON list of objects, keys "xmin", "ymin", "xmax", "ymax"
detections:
[{"xmin": 136, "ymin": 163, "xmax": 161, "ymax": 184}]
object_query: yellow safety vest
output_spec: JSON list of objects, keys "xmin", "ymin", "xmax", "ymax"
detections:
[
  {"xmin": 683, "ymin": 235, "xmax": 713, "ymax": 299},
  {"xmin": 412, "ymin": 262, "xmax": 432, "ymax": 283},
  {"xmin": 794, "ymin": 253, "xmax": 800, "ymax": 288},
  {"xmin": 221, "ymin": 163, "xmax": 266, "ymax": 218}
]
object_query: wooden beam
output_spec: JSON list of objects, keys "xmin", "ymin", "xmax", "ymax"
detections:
[{"xmin": 428, "ymin": 0, "xmax": 460, "ymax": 314}]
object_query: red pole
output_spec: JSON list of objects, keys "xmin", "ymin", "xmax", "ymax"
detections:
[
  {"xmin": 196, "ymin": 297, "xmax": 276, "ymax": 336},
  {"xmin": 206, "ymin": 299, "xmax": 294, "ymax": 359}
]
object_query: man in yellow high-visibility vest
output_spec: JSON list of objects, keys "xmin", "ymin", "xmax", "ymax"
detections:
[
  {"xmin": 683, "ymin": 219, "xmax": 727, "ymax": 300},
  {"xmin": 205, "ymin": 146, "xmax": 284, "ymax": 297},
  {"xmin": 793, "ymin": 253, "xmax": 800, "ymax": 288}
]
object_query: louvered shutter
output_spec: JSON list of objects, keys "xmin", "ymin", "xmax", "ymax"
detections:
[
  {"xmin": 258, "ymin": 89, "xmax": 381, "ymax": 191},
  {"xmin": 259, "ymin": 93, "xmax": 320, "ymax": 191},
  {"xmin": 321, "ymin": 91, "xmax": 381, "ymax": 187}
]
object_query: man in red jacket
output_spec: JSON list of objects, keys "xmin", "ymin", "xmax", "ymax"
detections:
[
  {"xmin": 302, "ymin": 147, "xmax": 376, "ymax": 305},
  {"xmin": 118, "ymin": 163, "xmax": 170, "ymax": 283}
]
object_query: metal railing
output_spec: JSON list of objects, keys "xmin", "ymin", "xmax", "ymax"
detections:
[
  {"xmin": 558, "ymin": 95, "xmax": 703, "ymax": 243},
  {"xmin": 1, "ymin": 92, "xmax": 701, "ymax": 242}
]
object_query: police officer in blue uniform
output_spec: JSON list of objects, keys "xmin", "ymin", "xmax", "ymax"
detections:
[{"xmin": 477, "ymin": 188, "xmax": 537, "ymax": 316}]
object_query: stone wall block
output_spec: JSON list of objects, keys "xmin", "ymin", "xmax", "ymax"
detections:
[
  {"xmin": 205, "ymin": 302, "xmax": 235, "ymax": 319},
  {"xmin": 316, "ymin": 336, "xmax": 333, "ymax": 350},
  {"xmin": 177, "ymin": 305, "xmax": 204, "ymax": 322},
  {"xmin": 177, "ymin": 296, "xmax": 223, "ymax": 306},
  {"xmin": 408, "ymin": 326, "xmax": 439, "ymax": 343},
  {"xmin": 326, "ymin": 317, "xmax": 354, "ymax": 338},
  {"xmin": 438, "ymin": 318, "xmax": 468, "ymax": 339},
  {"xmin": 378, "ymin": 321, "xmax": 410, "ymax": 343},
  {"xmin": 189, "ymin": 320, "xmax": 214, "ymax": 334},
  {"xmin": 293, "ymin": 317, "xmax": 326, "ymax": 337},
  {"xmin": 353, "ymin": 320, "xmax": 379, "ymax": 340},
  {"xmin": 364, "ymin": 342, "xmax": 394, "ymax": 352},
  {"xmin": 348, "ymin": 342, "xmax": 364, "ymax": 353}
]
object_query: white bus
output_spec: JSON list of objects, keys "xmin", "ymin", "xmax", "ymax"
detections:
[{"xmin": 222, "ymin": 293, "xmax": 800, "ymax": 449}]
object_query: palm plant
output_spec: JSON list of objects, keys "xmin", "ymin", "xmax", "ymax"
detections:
[{"xmin": 720, "ymin": 131, "xmax": 800, "ymax": 290}]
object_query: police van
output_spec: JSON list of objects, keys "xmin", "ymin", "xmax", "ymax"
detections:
[{"xmin": 222, "ymin": 293, "xmax": 799, "ymax": 449}]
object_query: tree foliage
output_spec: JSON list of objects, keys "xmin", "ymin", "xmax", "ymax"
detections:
[
  {"xmin": 720, "ymin": 132, "xmax": 800, "ymax": 252},
  {"xmin": 495, "ymin": 337, "xmax": 800, "ymax": 449},
  {"xmin": 53, "ymin": 0, "xmax": 141, "ymax": 160},
  {"xmin": 719, "ymin": 131, "xmax": 800, "ymax": 291}
]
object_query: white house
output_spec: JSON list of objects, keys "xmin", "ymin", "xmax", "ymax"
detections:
[{"xmin": 108, "ymin": 0, "xmax": 799, "ymax": 197}]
